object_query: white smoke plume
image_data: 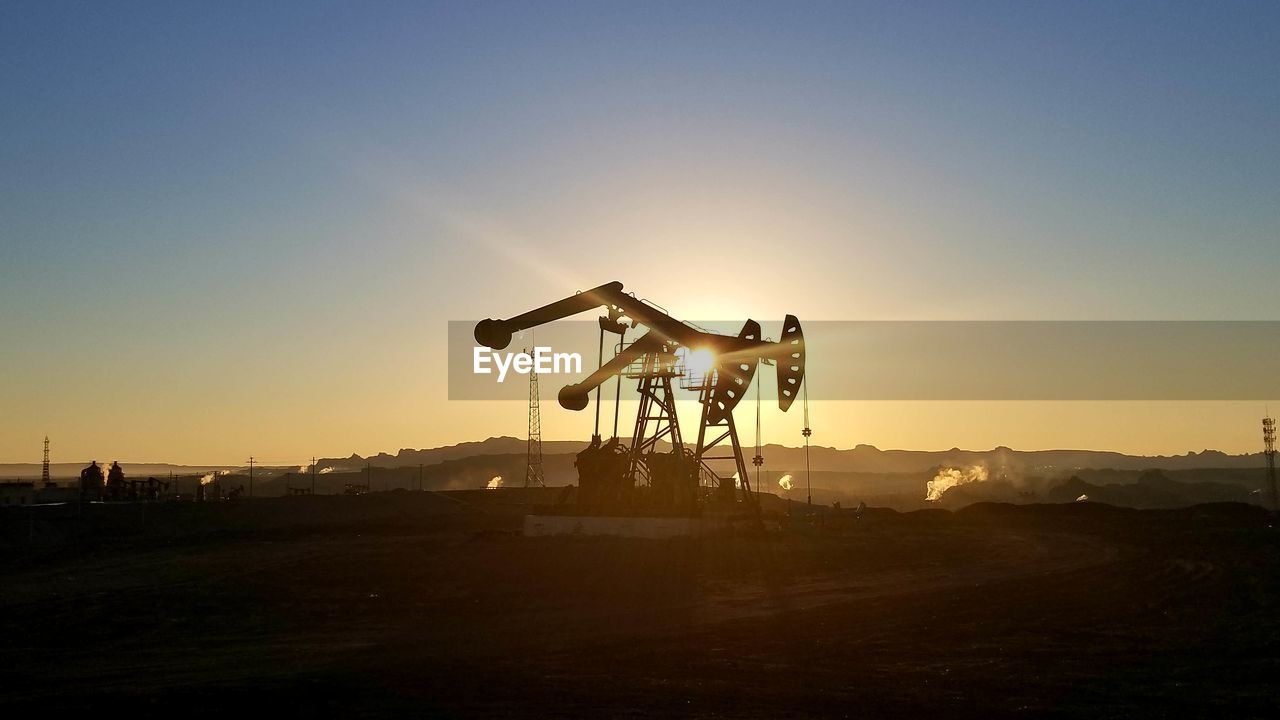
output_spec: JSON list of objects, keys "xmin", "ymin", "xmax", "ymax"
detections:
[
  {"xmin": 1076, "ymin": 494, "xmax": 1089, "ymax": 502},
  {"xmin": 319, "ymin": 467, "xmax": 335, "ymax": 474},
  {"xmin": 200, "ymin": 473, "xmax": 215, "ymax": 485},
  {"xmin": 925, "ymin": 465, "xmax": 989, "ymax": 502},
  {"xmin": 777, "ymin": 474, "xmax": 793, "ymax": 491},
  {"xmin": 486, "ymin": 476, "xmax": 503, "ymax": 490}
]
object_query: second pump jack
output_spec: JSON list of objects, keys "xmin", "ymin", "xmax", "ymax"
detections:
[{"xmin": 474, "ymin": 281, "xmax": 806, "ymax": 513}]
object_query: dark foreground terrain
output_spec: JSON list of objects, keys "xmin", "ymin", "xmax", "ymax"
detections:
[{"xmin": 1, "ymin": 493, "xmax": 1277, "ymax": 717}]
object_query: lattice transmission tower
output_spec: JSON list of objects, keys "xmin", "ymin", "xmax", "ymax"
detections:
[
  {"xmin": 42, "ymin": 436, "xmax": 50, "ymax": 485},
  {"xmin": 1264, "ymin": 415, "xmax": 1277, "ymax": 512},
  {"xmin": 525, "ymin": 347, "xmax": 546, "ymax": 487}
]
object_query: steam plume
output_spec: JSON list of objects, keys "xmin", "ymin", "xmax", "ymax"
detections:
[{"xmin": 925, "ymin": 465, "xmax": 988, "ymax": 502}]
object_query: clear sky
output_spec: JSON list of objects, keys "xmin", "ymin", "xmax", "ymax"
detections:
[{"xmin": 2, "ymin": 1, "xmax": 1277, "ymax": 464}]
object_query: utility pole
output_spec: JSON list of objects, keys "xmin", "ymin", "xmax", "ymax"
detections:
[
  {"xmin": 593, "ymin": 329, "xmax": 604, "ymax": 443},
  {"xmin": 311, "ymin": 457, "xmax": 317, "ymax": 495},
  {"xmin": 803, "ymin": 380, "xmax": 812, "ymax": 509},
  {"xmin": 752, "ymin": 381, "xmax": 764, "ymax": 507},
  {"xmin": 247, "ymin": 456, "xmax": 255, "ymax": 498},
  {"xmin": 613, "ymin": 328, "xmax": 626, "ymax": 438}
]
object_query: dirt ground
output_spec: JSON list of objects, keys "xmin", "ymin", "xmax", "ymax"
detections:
[{"xmin": 1, "ymin": 495, "xmax": 1277, "ymax": 717}]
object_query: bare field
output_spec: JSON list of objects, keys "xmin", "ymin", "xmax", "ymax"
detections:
[{"xmin": 1, "ymin": 496, "xmax": 1277, "ymax": 717}]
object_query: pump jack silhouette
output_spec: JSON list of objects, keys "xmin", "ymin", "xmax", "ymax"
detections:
[{"xmin": 475, "ymin": 281, "xmax": 805, "ymax": 512}]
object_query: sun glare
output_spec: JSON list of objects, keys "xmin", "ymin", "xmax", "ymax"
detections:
[{"xmin": 684, "ymin": 347, "xmax": 717, "ymax": 377}]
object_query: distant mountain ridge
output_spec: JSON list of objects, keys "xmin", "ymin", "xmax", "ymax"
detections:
[
  {"xmin": 317, "ymin": 437, "xmax": 590, "ymax": 472},
  {"xmin": 318, "ymin": 436, "xmax": 1267, "ymax": 475},
  {"xmin": 3, "ymin": 438, "xmax": 1263, "ymax": 482}
]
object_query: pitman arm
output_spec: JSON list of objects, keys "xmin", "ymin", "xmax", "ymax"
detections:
[
  {"xmin": 556, "ymin": 332, "xmax": 666, "ymax": 410},
  {"xmin": 474, "ymin": 280, "xmax": 760, "ymax": 352},
  {"xmin": 475, "ymin": 281, "xmax": 671, "ymax": 350}
]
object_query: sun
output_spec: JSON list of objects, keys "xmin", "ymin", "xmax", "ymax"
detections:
[{"xmin": 683, "ymin": 347, "xmax": 717, "ymax": 378}]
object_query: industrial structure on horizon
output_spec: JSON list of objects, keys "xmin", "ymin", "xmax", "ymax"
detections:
[
  {"xmin": 1264, "ymin": 415, "xmax": 1277, "ymax": 511},
  {"xmin": 524, "ymin": 347, "xmax": 546, "ymax": 488}
]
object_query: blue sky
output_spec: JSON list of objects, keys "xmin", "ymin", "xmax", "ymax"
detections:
[{"xmin": 2, "ymin": 1, "xmax": 1278, "ymax": 462}]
